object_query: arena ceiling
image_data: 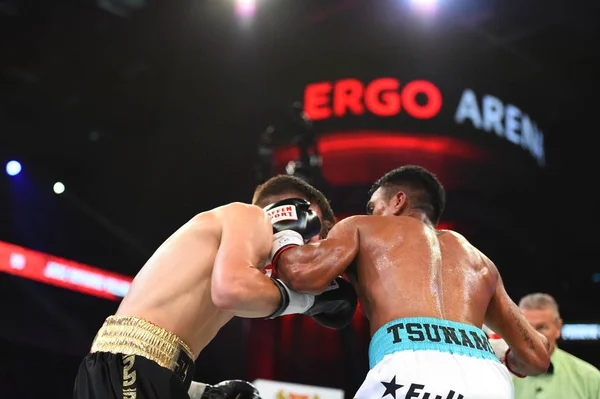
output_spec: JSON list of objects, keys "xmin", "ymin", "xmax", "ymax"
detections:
[{"xmin": 0, "ymin": 0, "xmax": 598, "ymax": 315}]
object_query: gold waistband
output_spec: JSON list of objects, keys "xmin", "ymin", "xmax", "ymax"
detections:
[{"xmin": 90, "ymin": 315, "xmax": 194, "ymax": 372}]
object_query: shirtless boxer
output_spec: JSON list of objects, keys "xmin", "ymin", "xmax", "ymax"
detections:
[
  {"xmin": 73, "ymin": 175, "xmax": 356, "ymax": 399},
  {"xmin": 274, "ymin": 165, "xmax": 551, "ymax": 399}
]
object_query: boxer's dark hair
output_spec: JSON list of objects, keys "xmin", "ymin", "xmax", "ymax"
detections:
[
  {"xmin": 252, "ymin": 175, "xmax": 336, "ymax": 238},
  {"xmin": 369, "ymin": 165, "xmax": 446, "ymax": 226}
]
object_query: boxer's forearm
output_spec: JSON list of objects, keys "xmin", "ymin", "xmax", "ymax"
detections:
[
  {"xmin": 506, "ymin": 333, "xmax": 550, "ymax": 376},
  {"xmin": 277, "ymin": 238, "xmax": 355, "ymax": 294},
  {"xmin": 277, "ymin": 245, "xmax": 335, "ymax": 294},
  {"xmin": 212, "ymin": 268, "xmax": 280, "ymax": 318},
  {"xmin": 506, "ymin": 349, "xmax": 540, "ymax": 377}
]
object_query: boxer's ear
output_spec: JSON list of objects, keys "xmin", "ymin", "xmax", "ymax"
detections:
[{"xmin": 391, "ymin": 191, "xmax": 408, "ymax": 216}]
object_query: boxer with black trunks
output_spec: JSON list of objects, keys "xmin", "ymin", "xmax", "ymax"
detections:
[
  {"xmin": 73, "ymin": 175, "xmax": 357, "ymax": 399},
  {"xmin": 274, "ymin": 165, "xmax": 551, "ymax": 399}
]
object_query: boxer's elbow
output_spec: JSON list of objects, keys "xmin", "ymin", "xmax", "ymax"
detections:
[
  {"xmin": 211, "ymin": 285, "xmax": 237, "ymax": 310},
  {"xmin": 529, "ymin": 347, "xmax": 551, "ymax": 375},
  {"xmin": 528, "ymin": 334, "xmax": 551, "ymax": 375},
  {"xmin": 511, "ymin": 338, "xmax": 551, "ymax": 376},
  {"xmin": 211, "ymin": 277, "xmax": 245, "ymax": 310},
  {"xmin": 531, "ymin": 357, "xmax": 551, "ymax": 376},
  {"xmin": 212, "ymin": 266, "xmax": 269, "ymax": 310},
  {"xmin": 520, "ymin": 353, "xmax": 550, "ymax": 376}
]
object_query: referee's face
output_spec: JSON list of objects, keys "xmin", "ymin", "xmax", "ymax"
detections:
[{"xmin": 521, "ymin": 308, "xmax": 563, "ymax": 355}]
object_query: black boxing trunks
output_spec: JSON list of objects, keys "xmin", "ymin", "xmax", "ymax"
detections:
[{"xmin": 73, "ymin": 315, "xmax": 195, "ymax": 399}]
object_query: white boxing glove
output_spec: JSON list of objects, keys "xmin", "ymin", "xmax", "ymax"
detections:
[
  {"xmin": 488, "ymin": 333, "xmax": 509, "ymax": 363},
  {"xmin": 487, "ymin": 333, "xmax": 525, "ymax": 378}
]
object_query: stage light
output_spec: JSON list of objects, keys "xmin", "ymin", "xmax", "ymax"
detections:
[
  {"xmin": 53, "ymin": 182, "xmax": 65, "ymax": 195},
  {"xmin": 409, "ymin": 0, "xmax": 438, "ymax": 14},
  {"xmin": 410, "ymin": 0, "xmax": 437, "ymax": 7},
  {"xmin": 235, "ymin": 0, "xmax": 256, "ymax": 18},
  {"xmin": 5, "ymin": 160, "xmax": 22, "ymax": 176}
]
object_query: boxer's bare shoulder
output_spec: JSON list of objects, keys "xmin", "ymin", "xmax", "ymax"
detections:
[
  {"xmin": 184, "ymin": 202, "xmax": 271, "ymax": 240},
  {"xmin": 437, "ymin": 229, "xmax": 472, "ymax": 245},
  {"xmin": 437, "ymin": 229, "xmax": 498, "ymax": 276},
  {"xmin": 212, "ymin": 202, "xmax": 273, "ymax": 251},
  {"xmin": 188, "ymin": 202, "xmax": 261, "ymax": 222},
  {"xmin": 213, "ymin": 202, "xmax": 271, "ymax": 226},
  {"xmin": 210, "ymin": 202, "xmax": 273, "ymax": 276}
]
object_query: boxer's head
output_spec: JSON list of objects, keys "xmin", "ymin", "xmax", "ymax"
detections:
[
  {"xmin": 366, "ymin": 165, "xmax": 446, "ymax": 226},
  {"xmin": 252, "ymin": 175, "xmax": 335, "ymax": 240},
  {"xmin": 519, "ymin": 293, "xmax": 563, "ymax": 355}
]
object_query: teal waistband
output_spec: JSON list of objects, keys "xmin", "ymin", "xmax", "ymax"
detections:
[{"xmin": 369, "ymin": 317, "xmax": 500, "ymax": 369}]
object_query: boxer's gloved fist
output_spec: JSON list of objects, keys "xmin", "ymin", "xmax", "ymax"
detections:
[
  {"xmin": 189, "ymin": 380, "xmax": 261, "ymax": 399},
  {"xmin": 305, "ymin": 276, "xmax": 358, "ymax": 329},
  {"xmin": 263, "ymin": 198, "xmax": 321, "ymax": 265},
  {"xmin": 488, "ymin": 333, "xmax": 525, "ymax": 378},
  {"xmin": 488, "ymin": 333, "xmax": 509, "ymax": 363},
  {"xmin": 268, "ymin": 277, "xmax": 357, "ymax": 330}
]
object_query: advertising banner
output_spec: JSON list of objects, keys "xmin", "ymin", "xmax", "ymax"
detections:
[{"xmin": 252, "ymin": 379, "xmax": 345, "ymax": 399}]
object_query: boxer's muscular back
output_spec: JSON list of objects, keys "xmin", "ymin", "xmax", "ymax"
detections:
[
  {"xmin": 116, "ymin": 202, "xmax": 272, "ymax": 358},
  {"xmin": 347, "ymin": 216, "xmax": 497, "ymax": 335}
]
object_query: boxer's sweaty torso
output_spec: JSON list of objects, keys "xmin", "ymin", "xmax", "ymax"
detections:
[
  {"xmin": 116, "ymin": 203, "xmax": 270, "ymax": 358},
  {"xmin": 345, "ymin": 216, "xmax": 498, "ymax": 336}
]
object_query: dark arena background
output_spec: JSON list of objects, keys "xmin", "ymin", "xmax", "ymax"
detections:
[{"xmin": 1, "ymin": 0, "xmax": 599, "ymax": 398}]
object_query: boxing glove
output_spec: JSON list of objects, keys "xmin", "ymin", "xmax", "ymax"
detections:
[
  {"xmin": 188, "ymin": 380, "xmax": 261, "ymax": 399},
  {"xmin": 488, "ymin": 333, "xmax": 525, "ymax": 378},
  {"xmin": 263, "ymin": 198, "xmax": 321, "ymax": 265},
  {"xmin": 268, "ymin": 276, "xmax": 358, "ymax": 330},
  {"xmin": 305, "ymin": 277, "xmax": 358, "ymax": 329}
]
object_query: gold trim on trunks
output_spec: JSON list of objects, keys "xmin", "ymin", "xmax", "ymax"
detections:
[{"xmin": 90, "ymin": 315, "xmax": 194, "ymax": 372}]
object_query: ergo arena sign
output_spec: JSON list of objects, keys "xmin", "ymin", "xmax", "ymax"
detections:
[{"xmin": 303, "ymin": 78, "xmax": 545, "ymax": 166}]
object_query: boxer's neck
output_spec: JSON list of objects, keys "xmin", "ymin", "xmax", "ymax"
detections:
[{"xmin": 403, "ymin": 209, "xmax": 433, "ymax": 227}]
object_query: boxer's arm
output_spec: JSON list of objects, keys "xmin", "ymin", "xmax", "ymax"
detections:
[
  {"xmin": 484, "ymin": 268, "xmax": 550, "ymax": 376},
  {"xmin": 211, "ymin": 203, "xmax": 282, "ymax": 318},
  {"xmin": 277, "ymin": 216, "xmax": 360, "ymax": 295}
]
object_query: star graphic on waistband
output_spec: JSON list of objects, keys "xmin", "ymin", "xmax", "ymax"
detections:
[{"xmin": 380, "ymin": 376, "xmax": 403, "ymax": 399}]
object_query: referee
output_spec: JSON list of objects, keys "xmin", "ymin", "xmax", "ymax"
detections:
[{"xmin": 512, "ymin": 293, "xmax": 600, "ymax": 398}]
